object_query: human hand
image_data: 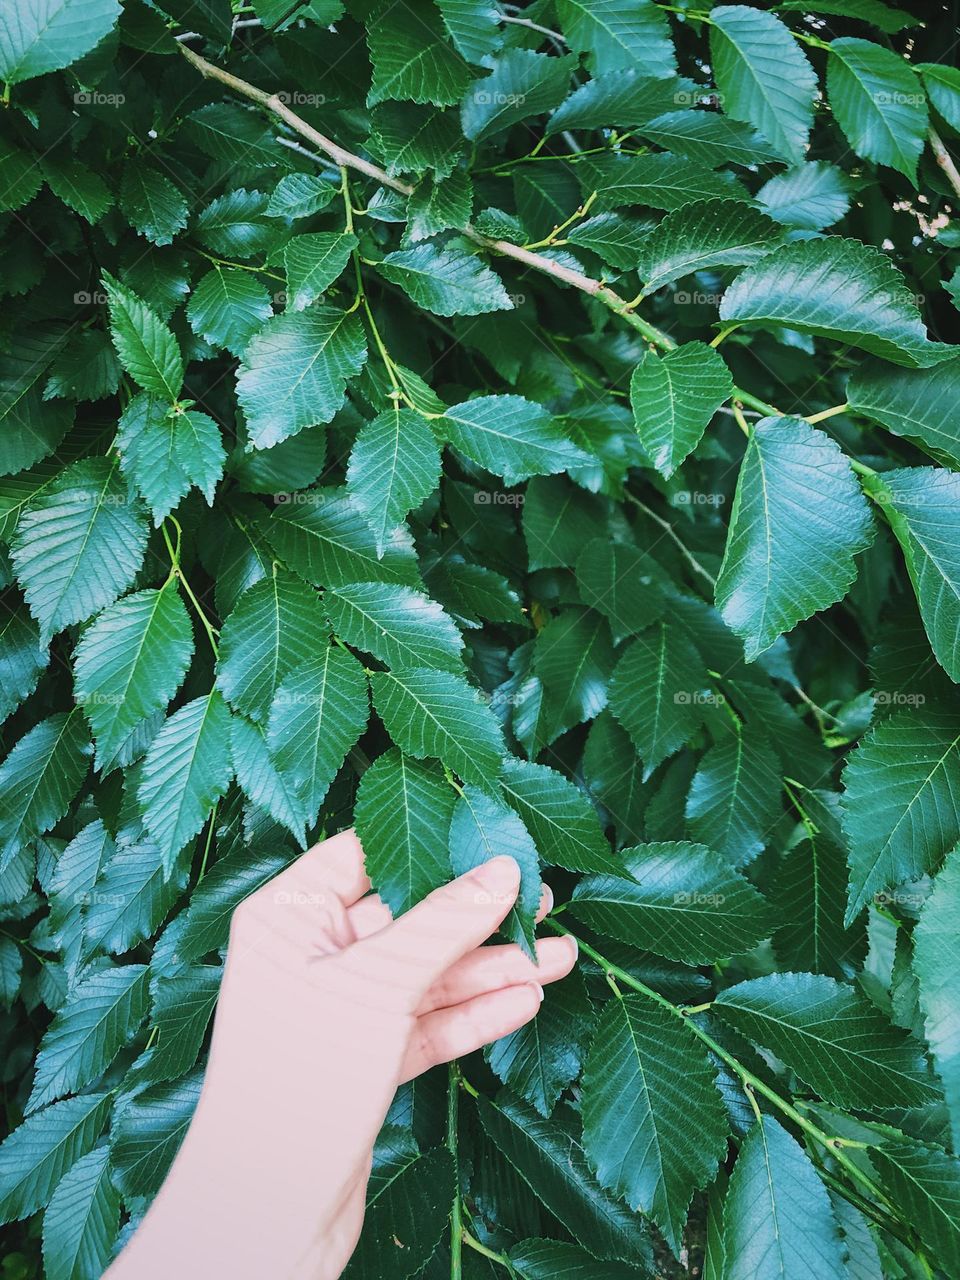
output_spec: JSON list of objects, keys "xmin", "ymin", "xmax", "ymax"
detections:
[{"xmin": 107, "ymin": 830, "xmax": 577, "ymax": 1279}]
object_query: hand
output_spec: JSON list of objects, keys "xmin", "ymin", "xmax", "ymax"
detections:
[{"xmin": 107, "ymin": 830, "xmax": 577, "ymax": 1279}]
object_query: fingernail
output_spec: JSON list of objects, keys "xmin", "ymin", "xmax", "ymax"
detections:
[
  {"xmin": 540, "ymin": 883, "xmax": 554, "ymax": 913},
  {"xmin": 527, "ymin": 981, "xmax": 544, "ymax": 1003},
  {"xmin": 472, "ymin": 855, "xmax": 520, "ymax": 893},
  {"xmin": 566, "ymin": 935, "xmax": 579, "ymax": 961}
]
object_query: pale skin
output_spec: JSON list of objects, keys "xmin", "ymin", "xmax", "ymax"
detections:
[{"xmin": 106, "ymin": 830, "xmax": 577, "ymax": 1279}]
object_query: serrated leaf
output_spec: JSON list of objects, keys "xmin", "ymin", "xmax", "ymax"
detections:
[
  {"xmin": 0, "ymin": 605, "xmax": 47, "ymax": 724},
  {"xmin": 237, "ymin": 307, "xmax": 367, "ymax": 449},
  {"xmin": 283, "ymin": 231, "xmax": 357, "ymax": 311},
  {"xmin": 0, "ymin": 709, "xmax": 90, "ymax": 871},
  {"xmin": 579, "ymin": 152, "xmax": 749, "ymax": 213},
  {"xmin": 116, "ymin": 396, "xmax": 225, "ymax": 524},
  {"xmin": 370, "ymin": 102, "xmax": 464, "ymax": 178},
  {"xmin": 827, "ymin": 38, "xmax": 927, "ymax": 183},
  {"xmin": 102, "ymin": 272, "xmax": 183, "ymax": 401},
  {"xmin": 230, "ymin": 715, "xmax": 308, "ymax": 844},
  {"xmin": 571, "ymin": 841, "xmax": 774, "ymax": 964},
  {"xmin": 354, "ymin": 749, "xmax": 455, "ymax": 915},
  {"xmin": 346, "ymin": 405, "xmax": 442, "ymax": 555},
  {"xmin": 138, "ymin": 692, "xmax": 234, "ymax": 875},
  {"xmin": 119, "ymin": 163, "xmax": 188, "ymax": 246},
  {"xmin": 0, "ymin": 1094, "xmax": 111, "ymax": 1225},
  {"xmin": 265, "ymin": 172, "xmax": 338, "ymax": 218},
  {"xmin": 27, "ymin": 965, "xmax": 149, "ymax": 1113},
  {"xmin": 405, "ymin": 169, "xmax": 473, "ymax": 242},
  {"xmin": 176, "ymin": 847, "xmax": 290, "ymax": 963},
  {"xmin": 630, "ymin": 342, "xmax": 732, "ymax": 479},
  {"xmin": 12, "ymin": 457, "xmax": 149, "ymax": 643},
  {"xmin": 477, "ymin": 1093, "xmax": 654, "ymax": 1265},
  {"xmin": 145, "ymin": 966, "xmax": 221, "ymax": 1084},
  {"xmin": 41, "ymin": 1145, "xmax": 120, "ymax": 1280},
  {"xmin": 533, "ymin": 608, "xmax": 616, "ymax": 741},
  {"xmin": 439, "ymin": 394, "xmax": 590, "ymax": 484},
  {"xmin": 685, "ymin": 728, "xmax": 783, "ymax": 866},
  {"xmin": 842, "ymin": 710, "xmax": 960, "ymax": 924},
  {"xmin": 81, "ymin": 833, "xmax": 189, "ymax": 960},
  {"xmin": 756, "ymin": 161, "xmax": 855, "ymax": 231},
  {"xmin": 524, "ymin": 475, "xmax": 606, "ymax": 571},
  {"xmin": 377, "ymin": 239, "xmax": 513, "ymax": 316},
  {"xmin": 723, "ymin": 1115, "xmax": 847, "ymax": 1279},
  {"xmin": 462, "ymin": 50, "xmax": 577, "ymax": 142},
  {"xmin": 194, "ymin": 188, "xmax": 273, "ymax": 259},
  {"xmin": 186, "ymin": 267, "xmax": 273, "ymax": 358},
  {"xmin": 326, "ymin": 581, "xmax": 463, "ymax": 673},
  {"xmin": 371, "ymin": 666, "xmax": 505, "ymax": 785},
  {"xmin": 640, "ymin": 109, "xmax": 784, "ymax": 167},
  {"xmin": 918, "ymin": 62, "xmax": 960, "ymax": 129},
  {"xmin": 555, "ymin": 0, "xmax": 675, "ymax": 75},
  {"xmin": 510, "ymin": 1239, "xmax": 641, "ymax": 1280},
  {"xmin": 719, "ymin": 238, "xmax": 956, "ymax": 368},
  {"xmin": 715, "ymin": 417, "xmax": 874, "ymax": 659},
  {"xmin": 714, "ymin": 971, "xmax": 940, "ymax": 1112},
  {"xmin": 267, "ymin": 646, "xmax": 369, "ymax": 825},
  {"xmin": 871, "ymin": 1139, "xmax": 960, "ymax": 1274},
  {"xmin": 366, "ymin": 3, "xmax": 474, "ymax": 107},
  {"xmin": 566, "ymin": 212, "xmax": 658, "ymax": 271},
  {"xmin": 709, "ymin": 5, "xmax": 817, "ymax": 164},
  {"xmin": 575, "ymin": 540, "xmax": 665, "ymax": 644},
  {"xmin": 217, "ymin": 571, "xmax": 327, "ymax": 721},
  {"xmin": 914, "ymin": 845, "xmax": 960, "ymax": 1150},
  {"xmin": 548, "ymin": 70, "xmax": 695, "ymax": 136},
  {"xmin": 110, "ymin": 1072, "xmax": 201, "ymax": 1199},
  {"xmin": 41, "ymin": 154, "xmax": 112, "ymax": 223},
  {"xmin": 73, "ymin": 582, "xmax": 193, "ymax": 772},
  {"xmin": 608, "ymin": 621, "xmax": 706, "ymax": 777},
  {"xmin": 848, "ymin": 358, "xmax": 960, "ymax": 469},
  {"xmin": 582, "ymin": 992, "xmax": 728, "ymax": 1254},
  {"xmin": 487, "ymin": 969, "xmax": 595, "ymax": 1118},
  {"xmin": 0, "ymin": 0, "xmax": 120, "ymax": 83},
  {"xmin": 499, "ymin": 756, "xmax": 618, "ymax": 874}
]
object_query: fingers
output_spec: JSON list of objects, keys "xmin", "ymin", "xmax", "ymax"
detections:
[
  {"xmin": 349, "ymin": 856, "xmax": 522, "ymax": 1005},
  {"xmin": 417, "ymin": 935, "xmax": 577, "ymax": 1014},
  {"xmin": 401, "ymin": 983, "xmax": 544, "ymax": 1082},
  {"xmin": 349, "ymin": 878, "xmax": 552, "ymax": 943},
  {"xmin": 267, "ymin": 828, "xmax": 371, "ymax": 908}
]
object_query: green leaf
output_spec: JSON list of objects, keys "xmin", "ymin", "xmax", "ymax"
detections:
[
  {"xmin": 267, "ymin": 647, "xmax": 369, "ymax": 825},
  {"xmin": 0, "ymin": 605, "xmax": 47, "ymax": 724},
  {"xmin": 579, "ymin": 152, "xmax": 749, "ymax": 213},
  {"xmin": 217, "ymin": 571, "xmax": 327, "ymax": 722},
  {"xmin": 110, "ymin": 1072, "xmax": 201, "ymax": 1199},
  {"xmin": 138, "ymin": 692, "xmax": 234, "ymax": 875},
  {"xmin": 0, "ymin": 710, "xmax": 90, "ymax": 871},
  {"xmin": 487, "ymin": 969, "xmax": 595, "ymax": 1118},
  {"xmin": 871, "ymin": 1139, "xmax": 960, "ymax": 1274},
  {"xmin": 524, "ymin": 475, "xmax": 606, "ymax": 571},
  {"xmin": 194, "ymin": 188, "xmax": 274, "ymax": 259},
  {"xmin": 499, "ymin": 757, "xmax": 618, "ymax": 874},
  {"xmin": 533, "ymin": 608, "xmax": 615, "ymax": 741},
  {"xmin": 0, "ymin": 141, "xmax": 42, "ymax": 212},
  {"xmin": 477, "ymin": 1093, "xmax": 654, "ymax": 1265},
  {"xmin": 777, "ymin": 0, "xmax": 914, "ymax": 33},
  {"xmin": 342, "ymin": 1129, "xmax": 455, "ymax": 1280},
  {"xmin": 715, "ymin": 417, "xmax": 874, "ymax": 659},
  {"xmin": 102, "ymin": 272, "xmax": 183, "ymax": 401},
  {"xmin": 12, "ymin": 457, "xmax": 149, "ymax": 644},
  {"xmin": 176, "ymin": 847, "xmax": 290, "ymax": 963},
  {"xmin": 119, "ymin": 163, "xmax": 189, "ymax": 246},
  {"xmin": 28, "ymin": 965, "xmax": 149, "ymax": 1113},
  {"xmin": 570, "ymin": 841, "xmax": 774, "ymax": 964},
  {"xmin": 510, "ymin": 1239, "xmax": 641, "ymax": 1280},
  {"xmin": 608, "ymin": 621, "xmax": 706, "ymax": 776},
  {"xmin": 639, "ymin": 109, "xmax": 784, "ymax": 168},
  {"xmin": 405, "ymin": 169, "xmax": 473, "ymax": 242},
  {"xmin": 346, "ymin": 405, "xmax": 442, "ymax": 555},
  {"xmin": 0, "ymin": 327, "xmax": 73, "ymax": 475},
  {"xmin": 354, "ymin": 749, "xmax": 455, "ymax": 915},
  {"xmin": 186, "ymin": 267, "xmax": 273, "ymax": 358},
  {"xmin": 366, "ymin": 3, "xmax": 473, "ymax": 107},
  {"xmin": 756, "ymin": 162, "xmax": 855, "ymax": 231},
  {"xmin": 566, "ymin": 212, "xmax": 658, "ymax": 271},
  {"xmin": 709, "ymin": 5, "xmax": 818, "ymax": 164},
  {"xmin": 723, "ymin": 1115, "xmax": 847, "ymax": 1279},
  {"xmin": 265, "ymin": 172, "xmax": 338, "ymax": 218},
  {"xmin": 41, "ymin": 1145, "xmax": 120, "ymax": 1280},
  {"xmin": 231, "ymin": 715, "xmax": 308, "ymax": 844},
  {"xmin": 268, "ymin": 487, "xmax": 421, "ymax": 588},
  {"xmin": 283, "ymin": 231, "xmax": 357, "ymax": 312},
  {"xmin": 435, "ymin": 0, "xmax": 502, "ymax": 62},
  {"xmin": 848, "ymin": 358, "xmax": 960, "ymax": 469},
  {"xmin": 237, "ymin": 307, "xmax": 368, "ymax": 449},
  {"xmin": 439, "ymin": 394, "xmax": 590, "ymax": 484},
  {"xmin": 842, "ymin": 710, "xmax": 960, "ymax": 924},
  {"xmin": 326, "ymin": 581, "xmax": 463, "ymax": 673},
  {"xmin": 145, "ymin": 966, "xmax": 221, "ymax": 1084},
  {"xmin": 582, "ymin": 992, "xmax": 728, "ymax": 1253},
  {"xmin": 719, "ymin": 238, "xmax": 956, "ymax": 369},
  {"xmin": 918, "ymin": 62, "xmax": 960, "ymax": 129},
  {"xmin": 548, "ymin": 70, "xmax": 696, "ymax": 136},
  {"xmin": 0, "ymin": 1094, "xmax": 111, "ymax": 1225},
  {"xmin": 116, "ymin": 396, "xmax": 225, "ymax": 524},
  {"xmin": 555, "ymin": 0, "xmax": 675, "ymax": 75},
  {"xmin": 575, "ymin": 540, "xmax": 665, "ymax": 644},
  {"xmin": 583, "ymin": 713, "xmax": 649, "ymax": 846},
  {"xmin": 629, "ymin": 342, "xmax": 732, "ymax": 479},
  {"xmin": 913, "ymin": 845, "xmax": 960, "ymax": 1151},
  {"xmin": 715, "ymin": 972, "xmax": 940, "ymax": 1111},
  {"xmin": 863, "ymin": 468, "xmax": 960, "ymax": 681},
  {"xmin": 377, "ymin": 239, "xmax": 513, "ymax": 316},
  {"xmin": 370, "ymin": 102, "xmax": 464, "ymax": 178},
  {"xmin": 0, "ymin": 0, "xmax": 120, "ymax": 83},
  {"xmin": 449, "ymin": 784, "xmax": 541, "ymax": 956},
  {"xmin": 462, "ymin": 50, "xmax": 577, "ymax": 143},
  {"xmin": 685, "ymin": 729, "xmax": 783, "ymax": 866},
  {"xmin": 827, "ymin": 38, "xmax": 927, "ymax": 183},
  {"xmin": 371, "ymin": 666, "xmax": 505, "ymax": 785},
  {"xmin": 81, "ymin": 832, "xmax": 189, "ymax": 960},
  {"xmin": 41, "ymin": 154, "xmax": 112, "ymax": 223},
  {"xmin": 73, "ymin": 582, "xmax": 194, "ymax": 772}
]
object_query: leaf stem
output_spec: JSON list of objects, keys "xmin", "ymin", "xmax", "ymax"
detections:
[
  {"xmin": 806, "ymin": 403, "xmax": 849, "ymax": 425},
  {"xmin": 448, "ymin": 1063, "xmax": 462, "ymax": 1280},
  {"xmin": 462, "ymin": 1230, "xmax": 515, "ymax": 1273},
  {"xmin": 162, "ymin": 520, "xmax": 220, "ymax": 657}
]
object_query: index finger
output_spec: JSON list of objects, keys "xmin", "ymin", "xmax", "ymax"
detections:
[
  {"xmin": 268, "ymin": 828, "xmax": 371, "ymax": 906},
  {"xmin": 350, "ymin": 856, "xmax": 522, "ymax": 1003}
]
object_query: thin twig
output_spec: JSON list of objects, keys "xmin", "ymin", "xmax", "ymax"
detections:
[{"xmin": 929, "ymin": 126, "xmax": 960, "ymax": 203}]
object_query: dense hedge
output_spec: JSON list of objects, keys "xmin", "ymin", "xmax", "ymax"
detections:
[{"xmin": 1, "ymin": 0, "xmax": 960, "ymax": 1276}]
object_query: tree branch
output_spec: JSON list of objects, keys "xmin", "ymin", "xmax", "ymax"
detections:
[{"xmin": 928, "ymin": 126, "xmax": 960, "ymax": 204}]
